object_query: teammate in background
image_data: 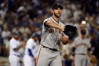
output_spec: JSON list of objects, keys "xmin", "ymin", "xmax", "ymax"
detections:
[
  {"xmin": 37, "ymin": 3, "xmax": 69, "ymax": 66},
  {"xmin": 23, "ymin": 33, "xmax": 39, "ymax": 66},
  {"xmin": 72, "ymin": 29, "xmax": 91, "ymax": 66},
  {"xmin": 9, "ymin": 31, "xmax": 25, "ymax": 66}
]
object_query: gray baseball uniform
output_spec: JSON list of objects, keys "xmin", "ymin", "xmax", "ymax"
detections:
[
  {"xmin": 37, "ymin": 17, "xmax": 64, "ymax": 66},
  {"xmin": 72, "ymin": 36, "xmax": 91, "ymax": 66}
]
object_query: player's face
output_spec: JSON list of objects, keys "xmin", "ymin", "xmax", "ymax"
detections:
[
  {"xmin": 53, "ymin": 8, "xmax": 63, "ymax": 18},
  {"xmin": 14, "ymin": 35, "xmax": 19, "ymax": 40},
  {"xmin": 34, "ymin": 37, "xmax": 39, "ymax": 41},
  {"xmin": 81, "ymin": 34, "xmax": 86, "ymax": 39}
]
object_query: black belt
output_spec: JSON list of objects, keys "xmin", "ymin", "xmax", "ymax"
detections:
[
  {"xmin": 13, "ymin": 54, "xmax": 20, "ymax": 57},
  {"xmin": 42, "ymin": 45, "xmax": 58, "ymax": 51},
  {"xmin": 76, "ymin": 53, "xmax": 87, "ymax": 55}
]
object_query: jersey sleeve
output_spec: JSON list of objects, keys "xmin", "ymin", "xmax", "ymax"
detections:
[
  {"xmin": 43, "ymin": 18, "xmax": 50, "ymax": 27},
  {"xmin": 42, "ymin": 18, "xmax": 50, "ymax": 33},
  {"xmin": 10, "ymin": 41, "xmax": 19, "ymax": 49},
  {"xmin": 28, "ymin": 48, "xmax": 34, "ymax": 57},
  {"xmin": 43, "ymin": 18, "xmax": 49, "ymax": 23}
]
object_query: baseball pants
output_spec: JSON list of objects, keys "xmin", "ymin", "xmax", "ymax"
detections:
[
  {"xmin": 37, "ymin": 47, "xmax": 62, "ymax": 66},
  {"xmin": 23, "ymin": 55, "xmax": 35, "ymax": 66},
  {"xmin": 9, "ymin": 55, "xmax": 20, "ymax": 66},
  {"xmin": 75, "ymin": 54, "xmax": 88, "ymax": 66}
]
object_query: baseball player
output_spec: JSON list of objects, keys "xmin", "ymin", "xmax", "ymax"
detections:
[
  {"xmin": 37, "ymin": 3, "xmax": 69, "ymax": 66},
  {"xmin": 72, "ymin": 29, "xmax": 91, "ymax": 66},
  {"xmin": 9, "ymin": 31, "xmax": 25, "ymax": 66},
  {"xmin": 23, "ymin": 33, "xmax": 39, "ymax": 66}
]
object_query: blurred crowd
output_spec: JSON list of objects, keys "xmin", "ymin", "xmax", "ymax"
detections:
[{"xmin": 0, "ymin": 0, "xmax": 99, "ymax": 66}]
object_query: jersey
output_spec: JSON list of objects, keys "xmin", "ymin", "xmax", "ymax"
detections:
[
  {"xmin": 40, "ymin": 17, "xmax": 65, "ymax": 50},
  {"xmin": 9, "ymin": 38, "xmax": 20, "ymax": 56},
  {"xmin": 72, "ymin": 37, "xmax": 91, "ymax": 54},
  {"xmin": 24, "ymin": 38, "xmax": 38, "ymax": 58}
]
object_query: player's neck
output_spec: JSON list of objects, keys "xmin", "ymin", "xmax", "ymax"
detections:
[
  {"xmin": 81, "ymin": 35, "xmax": 85, "ymax": 39},
  {"xmin": 13, "ymin": 37, "xmax": 19, "ymax": 40},
  {"xmin": 32, "ymin": 37, "xmax": 36, "ymax": 42},
  {"xmin": 52, "ymin": 16, "xmax": 60, "ymax": 23}
]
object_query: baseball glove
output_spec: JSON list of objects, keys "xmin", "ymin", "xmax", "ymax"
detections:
[
  {"xmin": 64, "ymin": 25, "xmax": 77, "ymax": 40},
  {"xmin": 90, "ymin": 55, "xmax": 97, "ymax": 63}
]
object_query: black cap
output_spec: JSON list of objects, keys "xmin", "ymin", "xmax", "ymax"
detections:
[
  {"xmin": 31, "ymin": 32, "xmax": 40, "ymax": 37},
  {"xmin": 13, "ymin": 31, "xmax": 20, "ymax": 35},
  {"xmin": 52, "ymin": 3, "xmax": 63, "ymax": 10},
  {"xmin": 81, "ymin": 29, "xmax": 86, "ymax": 35}
]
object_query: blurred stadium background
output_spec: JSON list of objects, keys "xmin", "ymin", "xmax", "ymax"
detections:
[{"xmin": 0, "ymin": 0, "xmax": 99, "ymax": 66}]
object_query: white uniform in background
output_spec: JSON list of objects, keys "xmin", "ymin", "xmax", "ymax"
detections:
[
  {"xmin": 9, "ymin": 38, "xmax": 21, "ymax": 66},
  {"xmin": 23, "ymin": 38, "xmax": 38, "ymax": 66},
  {"xmin": 72, "ymin": 37, "xmax": 91, "ymax": 66}
]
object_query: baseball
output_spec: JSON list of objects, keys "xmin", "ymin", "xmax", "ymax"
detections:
[{"xmin": 82, "ymin": 21, "xmax": 86, "ymax": 24}]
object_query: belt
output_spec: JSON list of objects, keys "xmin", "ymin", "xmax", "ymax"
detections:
[
  {"xmin": 42, "ymin": 45, "xmax": 58, "ymax": 51},
  {"xmin": 13, "ymin": 54, "xmax": 20, "ymax": 57},
  {"xmin": 75, "ymin": 53, "xmax": 87, "ymax": 55}
]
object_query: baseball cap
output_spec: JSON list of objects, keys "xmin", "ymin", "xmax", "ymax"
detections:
[
  {"xmin": 81, "ymin": 29, "xmax": 86, "ymax": 35},
  {"xmin": 31, "ymin": 32, "xmax": 40, "ymax": 37},
  {"xmin": 52, "ymin": 3, "xmax": 63, "ymax": 10}
]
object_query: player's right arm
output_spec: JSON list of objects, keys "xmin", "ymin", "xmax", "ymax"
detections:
[{"xmin": 44, "ymin": 20, "xmax": 64, "ymax": 31}]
